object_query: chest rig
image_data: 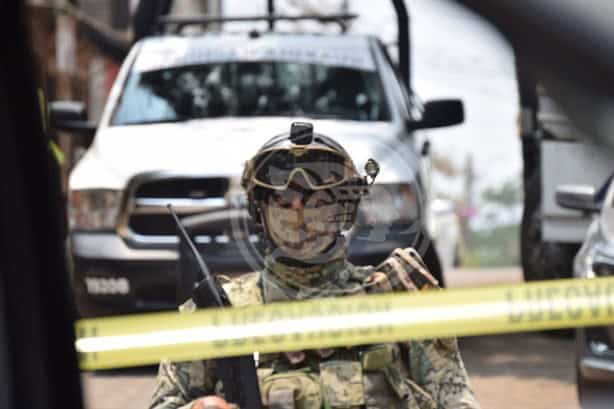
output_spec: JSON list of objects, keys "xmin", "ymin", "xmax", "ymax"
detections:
[{"xmin": 218, "ymin": 250, "xmax": 439, "ymax": 409}]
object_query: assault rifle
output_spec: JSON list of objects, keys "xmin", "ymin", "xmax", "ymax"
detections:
[{"xmin": 168, "ymin": 204, "xmax": 263, "ymax": 409}]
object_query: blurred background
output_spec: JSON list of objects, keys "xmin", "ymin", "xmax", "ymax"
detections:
[
  {"xmin": 28, "ymin": 0, "xmax": 522, "ymax": 269},
  {"xmin": 25, "ymin": 1, "xmax": 614, "ymax": 408}
]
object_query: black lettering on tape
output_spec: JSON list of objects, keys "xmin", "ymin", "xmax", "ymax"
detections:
[
  {"xmin": 307, "ymin": 304, "xmax": 324, "ymax": 340},
  {"xmin": 528, "ymin": 288, "xmax": 544, "ymax": 322},
  {"xmin": 506, "ymin": 291, "xmax": 523, "ymax": 323},
  {"xmin": 232, "ymin": 312, "xmax": 248, "ymax": 347},
  {"xmin": 546, "ymin": 287, "xmax": 563, "ymax": 321},
  {"xmin": 373, "ymin": 301, "xmax": 394, "ymax": 335},
  {"xmin": 355, "ymin": 300, "xmax": 372, "ymax": 336},
  {"xmin": 280, "ymin": 306, "xmax": 304, "ymax": 342},
  {"xmin": 565, "ymin": 286, "xmax": 583, "ymax": 320},
  {"xmin": 249, "ymin": 310, "xmax": 266, "ymax": 345},
  {"xmin": 268, "ymin": 308, "xmax": 286, "ymax": 344},
  {"xmin": 80, "ymin": 326, "xmax": 97, "ymax": 338},
  {"xmin": 212, "ymin": 314, "xmax": 229, "ymax": 349},
  {"xmin": 583, "ymin": 284, "xmax": 602, "ymax": 318},
  {"xmin": 325, "ymin": 303, "xmax": 344, "ymax": 339}
]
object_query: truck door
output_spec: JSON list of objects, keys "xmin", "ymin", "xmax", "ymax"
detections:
[{"xmin": 538, "ymin": 88, "xmax": 613, "ymax": 243}]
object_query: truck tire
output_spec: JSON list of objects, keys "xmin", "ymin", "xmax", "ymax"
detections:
[
  {"xmin": 522, "ymin": 169, "xmax": 578, "ymax": 337},
  {"xmin": 423, "ymin": 240, "xmax": 445, "ymax": 288},
  {"xmin": 521, "ymin": 171, "xmax": 578, "ymax": 282}
]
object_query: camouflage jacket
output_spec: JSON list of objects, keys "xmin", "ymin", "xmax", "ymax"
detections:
[{"xmin": 149, "ymin": 248, "xmax": 480, "ymax": 409}]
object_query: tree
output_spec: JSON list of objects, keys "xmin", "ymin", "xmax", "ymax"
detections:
[{"xmin": 482, "ymin": 179, "xmax": 522, "ymax": 207}]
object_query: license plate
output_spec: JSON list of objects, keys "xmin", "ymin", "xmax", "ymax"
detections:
[{"xmin": 84, "ymin": 277, "xmax": 130, "ymax": 295}]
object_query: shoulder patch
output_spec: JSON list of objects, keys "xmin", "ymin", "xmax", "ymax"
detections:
[{"xmin": 221, "ymin": 271, "xmax": 263, "ymax": 306}]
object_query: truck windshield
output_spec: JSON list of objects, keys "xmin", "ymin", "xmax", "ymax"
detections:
[{"xmin": 111, "ymin": 61, "xmax": 390, "ymax": 125}]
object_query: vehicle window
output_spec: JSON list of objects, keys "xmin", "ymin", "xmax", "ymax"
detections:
[{"xmin": 111, "ymin": 62, "xmax": 391, "ymax": 125}]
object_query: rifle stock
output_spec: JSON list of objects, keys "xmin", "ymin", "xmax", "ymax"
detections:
[{"xmin": 168, "ymin": 205, "xmax": 263, "ymax": 409}]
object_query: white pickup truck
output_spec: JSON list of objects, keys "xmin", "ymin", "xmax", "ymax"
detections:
[{"xmin": 55, "ymin": 31, "xmax": 463, "ymax": 317}]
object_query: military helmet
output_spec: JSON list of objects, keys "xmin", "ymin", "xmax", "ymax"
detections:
[{"xmin": 241, "ymin": 122, "xmax": 378, "ymax": 261}]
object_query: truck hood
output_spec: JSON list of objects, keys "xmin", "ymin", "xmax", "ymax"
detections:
[{"xmin": 70, "ymin": 117, "xmax": 416, "ymax": 190}]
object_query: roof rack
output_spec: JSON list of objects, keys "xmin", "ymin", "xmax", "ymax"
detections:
[
  {"xmin": 152, "ymin": 0, "xmax": 410, "ymax": 88},
  {"xmin": 157, "ymin": 14, "xmax": 358, "ymax": 34}
]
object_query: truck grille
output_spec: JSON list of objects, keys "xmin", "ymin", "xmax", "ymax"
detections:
[
  {"xmin": 117, "ymin": 172, "xmax": 263, "ymax": 274},
  {"xmin": 135, "ymin": 177, "xmax": 229, "ymax": 199},
  {"xmin": 129, "ymin": 214, "xmax": 183, "ymax": 236},
  {"xmin": 122, "ymin": 174, "xmax": 232, "ymax": 240}
]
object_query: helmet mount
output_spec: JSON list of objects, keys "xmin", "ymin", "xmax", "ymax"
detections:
[{"xmin": 289, "ymin": 122, "xmax": 314, "ymax": 145}]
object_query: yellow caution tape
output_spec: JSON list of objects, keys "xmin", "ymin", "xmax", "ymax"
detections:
[
  {"xmin": 37, "ymin": 88, "xmax": 48, "ymax": 134},
  {"xmin": 75, "ymin": 276, "xmax": 614, "ymax": 370},
  {"xmin": 49, "ymin": 140, "xmax": 65, "ymax": 166}
]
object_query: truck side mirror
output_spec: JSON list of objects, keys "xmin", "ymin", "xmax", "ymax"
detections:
[
  {"xmin": 408, "ymin": 99, "xmax": 464, "ymax": 131},
  {"xmin": 49, "ymin": 100, "xmax": 97, "ymax": 137},
  {"xmin": 555, "ymin": 185, "xmax": 600, "ymax": 212}
]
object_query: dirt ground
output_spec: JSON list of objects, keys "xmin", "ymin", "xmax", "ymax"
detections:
[{"xmin": 461, "ymin": 333, "xmax": 579, "ymax": 409}]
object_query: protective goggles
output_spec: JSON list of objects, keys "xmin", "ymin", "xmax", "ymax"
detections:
[{"xmin": 247, "ymin": 147, "xmax": 360, "ymax": 191}]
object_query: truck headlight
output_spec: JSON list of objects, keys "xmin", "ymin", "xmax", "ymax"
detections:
[
  {"xmin": 69, "ymin": 189, "xmax": 122, "ymax": 231},
  {"xmin": 358, "ymin": 183, "xmax": 421, "ymax": 226}
]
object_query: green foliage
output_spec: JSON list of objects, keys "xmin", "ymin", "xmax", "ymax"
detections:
[
  {"xmin": 463, "ymin": 224, "xmax": 520, "ymax": 267},
  {"xmin": 481, "ymin": 180, "xmax": 522, "ymax": 208}
]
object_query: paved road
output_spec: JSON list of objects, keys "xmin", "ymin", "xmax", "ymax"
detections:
[
  {"xmin": 461, "ymin": 333, "xmax": 579, "ymax": 409},
  {"xmin": 82, "ymin": 267, "xmax": 581, "ymax": 409}
]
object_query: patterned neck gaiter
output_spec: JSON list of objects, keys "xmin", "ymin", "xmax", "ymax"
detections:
[{"xmin": 261, "ymin": 252, "xmax": 368, "ymax": 302}]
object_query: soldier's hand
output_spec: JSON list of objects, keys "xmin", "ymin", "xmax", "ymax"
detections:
[{"xmin": 190, "ymin": 395, "xmax": 233, "ymax": 409}]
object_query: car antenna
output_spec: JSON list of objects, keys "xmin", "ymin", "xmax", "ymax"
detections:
[{"xmin": 167, "ymin": 204, "xmax": 223, "ymax": 306}]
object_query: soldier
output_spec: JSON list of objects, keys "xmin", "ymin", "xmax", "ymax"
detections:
[{"xmin": 150, "ymin": 122, "xmax": 480, "ymax": 409}]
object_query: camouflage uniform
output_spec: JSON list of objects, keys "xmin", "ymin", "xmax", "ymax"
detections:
[{"xmin": 149, "ymin": 248, "xmax": 480, "ymax": 409}]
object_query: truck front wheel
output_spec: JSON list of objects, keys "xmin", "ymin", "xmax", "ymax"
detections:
[
  {"xmin": 423, "ymin": 240, "xmax": 445, "ymax": 288},
  {"xmin": 521, "ymin": 171, "xmax": 578, "ymax": 282}
]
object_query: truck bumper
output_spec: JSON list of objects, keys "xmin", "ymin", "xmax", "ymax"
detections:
[
  {"xmin": 71, "ymin": 228, "xmax": 425, "ymax": 316},
  {"xmin": 71, "ymin": 233, "xmax": 179, "ymax": 315}
]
